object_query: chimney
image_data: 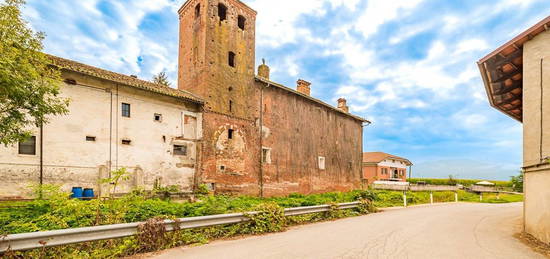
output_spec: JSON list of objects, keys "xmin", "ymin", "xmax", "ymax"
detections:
[
  {"xmin": 337, "ymin": 98, "xmax": 349, "ymax": 112},
  {"xmin": 258, "ymin": 58, "xmax": 270, "ymax": 79},
  {"xmin": 296, "ymin": 79, "xmax": 311, "ymax": 96}
]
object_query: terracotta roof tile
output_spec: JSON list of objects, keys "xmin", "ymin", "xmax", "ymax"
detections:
[
  {"xmin": 48, "ymin": 55, "xmax": 204, "ymax": 104},
  {"xmin": 363, "ymin": 152, "xmax": 412, "ymax": 165},
  {"xmin": 255, "ymin": 76, "xmax": 370, "ymax": 123}
]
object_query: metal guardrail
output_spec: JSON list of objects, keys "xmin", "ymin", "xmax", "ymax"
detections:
[
  {"xmin": 0, "ymin": 201, "xmax": 360, "ymax": 253},
  {"xmin": 372, "ymin": 184, "xmax": 460, "ymax": 192}
]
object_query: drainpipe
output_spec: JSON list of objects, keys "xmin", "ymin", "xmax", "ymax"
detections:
[
  {"xmin": 259, "ymin": 83, "xmax": 269, "ymax": 197},
  {"xmin": 408, "ymin": 165, "xmax": 412, "ymax": 179},
  {"xmin": 39, "ymin": 121, "xmax": 44, "ymax": 198}
]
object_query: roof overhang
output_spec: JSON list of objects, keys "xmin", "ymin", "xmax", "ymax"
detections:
[
  {"xmin": 477, "ymin": 16, "xmax": 550, "ymax": 122},
  {"xmin": 255, "ymin": 76, "xmax": 371, "ymax": 123}
]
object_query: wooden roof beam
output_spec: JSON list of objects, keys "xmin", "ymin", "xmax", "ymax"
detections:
[
  {"xmin": 492, "ymin": 66, "xmax": 522, "ymax": 83},
  {"xmin": 496, "ymin": 94, "xmax": 522, "ymax": 106},
  {"xmin": 502, "ymin": 102, "xmax": 522, "ymax": 111},
  {"xmin": 493, "ymin": 80, "xmax": 522, "ymax": 95},
  {"xmin": 490, "ymin": 50, "xmax": 522, "ymax": 68}
]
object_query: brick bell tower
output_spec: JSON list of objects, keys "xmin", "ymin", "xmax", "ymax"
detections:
[{"xmin": 177, "ymin": 0, "xmax": 260, "ymax": 195}]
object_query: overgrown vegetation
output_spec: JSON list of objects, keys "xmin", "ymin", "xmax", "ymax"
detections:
[{"xmin": 0, "ymin": 186, "xmax": 522, "ymax": 258}]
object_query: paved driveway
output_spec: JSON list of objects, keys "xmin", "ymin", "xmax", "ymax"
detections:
[{"xmin": 149, "ymin": 202, "xmax": 542, "ymax": 259}]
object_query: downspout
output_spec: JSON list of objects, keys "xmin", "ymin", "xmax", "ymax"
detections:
[
  {"xmin": 259, "ymin": 83, "xmax": 269, "ymax": 197},
  {"xmin": 39, "ymin": 121, "xmax": 44, "ymax": 197},
  {"xmin": 408, "ymin": 165, "xmax": 412, "ymax": 180},
  {"xmin": 540, "ymin": 58, "xmax": 544, "ymax": 162},
  {"xmin": 109, "ymin": 88, "xmax": 113, "ymax": 172}
]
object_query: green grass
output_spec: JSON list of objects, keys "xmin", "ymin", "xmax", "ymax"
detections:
[
  {"xmin": 408, "ymin": 178, "xmax": 513, "ymax": 188},
  {"xmin": 0, "ymin": 189, "xmax": 523, "ymax": 258}
]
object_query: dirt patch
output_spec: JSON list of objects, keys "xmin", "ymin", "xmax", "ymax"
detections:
[{"xmin": 515, "ymin": 232, "xmax": 550, "ymax": 258}]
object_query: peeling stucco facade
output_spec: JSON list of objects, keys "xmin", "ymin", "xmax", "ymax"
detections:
[{"xmin": 0, "ymin": 71, "xmax": 203, "ymax": 199}]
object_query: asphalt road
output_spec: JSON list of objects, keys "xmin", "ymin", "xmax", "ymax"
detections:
[{"xmin": 149, "ymin": 202, "xmax": 543, "ymax": 259}]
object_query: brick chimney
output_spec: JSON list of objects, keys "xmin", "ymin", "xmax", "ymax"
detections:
[
  {"xmin": 258, "ymin": 58, "xmax": 270, "ymax": 79},
  {"xmin": 296, "ymin": 79, "xmax": 311, "ymax": 95},
  {"xmin": 337, "ymin": 98, "xmax": 349, "ymax": 112}
]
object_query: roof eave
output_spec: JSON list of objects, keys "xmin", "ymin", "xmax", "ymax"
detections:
[{"xmin": 255, "ymin": 76, "xmax": 371, "ymax": 123}]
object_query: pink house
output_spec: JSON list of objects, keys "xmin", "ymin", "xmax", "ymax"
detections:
[{"xmin": 362, "ymin": 152, "xmax": 412, "ymax": 184}]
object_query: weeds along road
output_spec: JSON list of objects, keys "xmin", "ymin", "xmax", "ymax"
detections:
[{"xmin": 149, "ymin": 202, "xmax": 542, "ymax": 259}]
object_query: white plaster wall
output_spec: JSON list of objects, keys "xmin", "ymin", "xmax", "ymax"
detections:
[
  {"xmin": 522, "ymin": 29, "xmax": 550, "ymax": 244},
  {"xmin": 0, "ymin": 72, "xmax": 202, "ymax": 198}
]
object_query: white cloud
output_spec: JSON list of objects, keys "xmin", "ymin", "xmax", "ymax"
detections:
[
  {"xmin": 355, "ymin": 0, "xmax": 424, "ymax": 39},
  {"xmin": 454, "ymin": 39, "xmax": 489, "ymax": 55}
]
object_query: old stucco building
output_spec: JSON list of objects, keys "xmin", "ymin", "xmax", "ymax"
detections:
[
  {"xmin": 478, "ymin": 16, "xmax": 550, "ymax": 244},
  {"xmin": 0, "ymin": 56, "xmax": 203, "ymax": 199},
  {"xmin": 178, "ymin": 0, "xmax": 369, "ymax": 196},
  {"xmin": 0, "ymin": 0, "xmax": 368, "ymax": 199}
]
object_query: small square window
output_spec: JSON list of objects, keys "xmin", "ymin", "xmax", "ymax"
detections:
[
  {"xmin": 121, "ymin": 139, "xmax": 131, "ymax": 145},
  {"xmin": 262, "ymin": 148, "xmax": 271, "ymax": 164},
  {"xmin": 228, "ymin": 52, "xmax": 235, "ymax": 67},
  {"xmin": 174, "ymin": 145, "xmax": 187, "ymax": 156},
  {"xmin": 86, "ymin": 136, "xmax": 96, "ymax": 142},
  {"xmin": 18, "ymin": 136, "xmax": 36, "ymax": 155},
  {"xmin": 121, "ymin": 103, "xmax": 131, "ymax": 117},
  {"xmin": 154, "ymin": 113, "xmax": 162, "ymax": 122},
  {"xmin": 218, "ymin": 3, "xmax": 227, "ymax": 21},
  {"xmin": 318, "ymin": 156, "xmax": 325, "ymax": 170},
  {"xmin": 238, "ymin": 15, "xmax": 246, "ymax": 30}
]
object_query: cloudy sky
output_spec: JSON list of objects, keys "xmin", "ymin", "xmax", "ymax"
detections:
[{"xmin": 21, "ymin": 0, "xmax": 550, "ymax": 180}]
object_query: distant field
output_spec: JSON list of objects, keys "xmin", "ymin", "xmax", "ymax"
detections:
[{"xmin": 408, "ymin": 178, "xmax": 512, "ymax": 187}]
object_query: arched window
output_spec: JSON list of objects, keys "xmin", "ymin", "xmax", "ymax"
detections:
[
  {"xmin": 237, "ymin": 15, "xmax": 246, "ymax": 30},
  {"xmin": 195, "ymin": 4, "xmax": 200, "ymax": 19},
  {"xmin": 228, "ymin": 51, "xmax": 235, "ymax": 67},
  {"xmin": 218, "ymin": 3, "xmax": 227, "ymax": 21}
]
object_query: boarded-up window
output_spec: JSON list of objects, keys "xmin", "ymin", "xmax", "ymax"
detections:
[
  {"xmin": 262, "ymin": 148, "xmax": 271, "ymax": 164},
  {"xmin": 174, "ymin": 145, "xmax": 187, "ymax": 156},
  {"xmin": 318, "ymin": 156, "xmax": 325, "ymax": 170},
  {"xmin": 184, "ymin": 115, "xmax": 197, "ymax": 139},
  {"xmin": 18, "ymin": 136, "xmax": 36, "ymax": 155}
]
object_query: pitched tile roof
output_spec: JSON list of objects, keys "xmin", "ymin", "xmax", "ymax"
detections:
[
  {"xmin": 255, "ymin": 76, "xmax": 370, "ymax": 123},
  {"xmin": 48, "ymin": 55, "xmax": 203, "ymax": 104},
  {"xmin": 363, "ymin": 152, "xmax": 412, "ymax": 165}
]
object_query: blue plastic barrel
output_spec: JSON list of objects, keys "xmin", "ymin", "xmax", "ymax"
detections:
[
  {"xmin": 83, "ymin": 188, "xmax": 94, "ymax": 199},
  {"xmin": 71, "ymin": 187, "xmax": 83, "ymax": 199}
]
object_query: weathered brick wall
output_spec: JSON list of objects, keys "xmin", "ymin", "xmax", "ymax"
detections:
[
  {"xmin": 259, "ymin": 84, "xmax": 364, "ymax": 196},
  {"xmin": 198, "ymin": 111, "xmax": 260, "ymax": 195},
  {"xmin": 178, "ymin": 0, "xmax": 364, "ymax": 197},
  {"xmin": 178, "ymin": 0, "xmax": 261, "ymax": 195}
]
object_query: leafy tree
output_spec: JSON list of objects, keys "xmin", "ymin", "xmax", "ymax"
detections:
[
  {"xmin": 510, "ymin": 171, "xmax": 524, "ymax": 193},
  {"xmin": 0, "ymin": 0, "xmax": 68, "ymax": 145},
  {"xmin": 152, "ymin": 71, "xmax": 170, "ymax": 86}
]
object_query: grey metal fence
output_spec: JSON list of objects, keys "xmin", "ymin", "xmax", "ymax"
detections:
[{"xmin": 0, "ymin": 201, "xmax": 360, "ymax": 253}]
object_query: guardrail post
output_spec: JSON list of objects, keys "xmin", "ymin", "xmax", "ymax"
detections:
[
  {"xmin": 430, "ymin": 192, "xmax": 433, "ymax": 204},
  {"xmin": 403, "ymin": 191, "xmax": 407, "ymax": 207},
  {"xmin": 454, "ymin": 192, "xmax": 458, "ymax": 202}
]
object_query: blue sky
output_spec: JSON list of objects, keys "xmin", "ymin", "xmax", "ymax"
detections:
[{"xmin": 21, "ymin": 0, "xmax": 550, "ymax": 180}]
